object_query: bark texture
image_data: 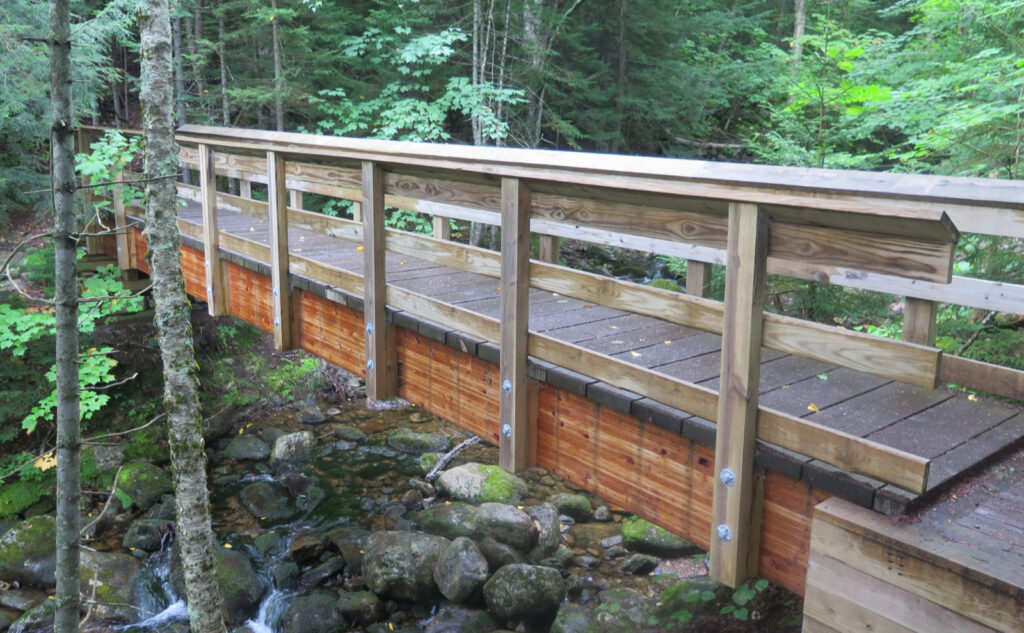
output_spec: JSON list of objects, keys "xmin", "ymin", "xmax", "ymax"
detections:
[
  {"xmin": 49, "ymin": 1, "xmax": 81, "ymax": 632},
  {"xmin": 138, "ymin": 3, "xmax": 227, "ymax": 633}
]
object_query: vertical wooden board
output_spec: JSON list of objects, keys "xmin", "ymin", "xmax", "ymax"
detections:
[
  {"xmin": 362, "ymin": 161, "xmax": 397, "ymax": 400},
  {"xmin": 686, "ymin": 260, "xmax": 712, "ymax": 297},
  {"xmin": 759, "ymin": 471, "xmax": 820, "ymax": 595},
  {"xmin": 398, "ymin": 330, "xmax": 432, "ymax": 408},
  {"xmin": 132, "ymin": 229, "xmax": 149, "ymax": 273},
  {"xmin": 593, "ymin": 407, "xmax": 644, "ymax": 508},
  {"xmin": 538, "ymin": 235, "xmax": 560, "ymax": 263},
  {"xmin": 534, "ymin": 385, "xmax": 561, "ymax": 468},
  {"xmin": 429, "ymin": 341, "xmax": 459, "ymax": 424},
  {"xmin": 499, "ymin": 177, "xmax": 532, "ymax": 472},
  {"xmin": 432, "ymin": 215, "xmax": 451, "ymax": 241},
  {"xmin": 179, "ymin": 246, "xmax": 207, "ymax": 300},
  {"xmin": 112, "ymin": 169, "xmax": 131, "ymax": 272},
  {"xmin": 636, "ymin": 425, "xmax": 699, "ymax": 541},
  {"xmin": 712, "ymin": 202, "xmax": 769, "ymax": 587},
  {"xmin": 199, "ymin": 144, "xmax": 227, "ymax": 316},
  {"xmin": 903, "ymin": 297, "xmax": 938, "ymax": 346},
  {"xmin": 229, "ymin": 265, "xmax": 274, "ymax": 332},
  {"xmin": 267, "ymin": 151, "xmax": 293, "ymax": 351},
  {"xmin": 538, "ymin": 389, "xmax": 600, "ymax": 490}
]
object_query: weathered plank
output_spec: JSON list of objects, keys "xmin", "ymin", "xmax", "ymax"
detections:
[
  {"xmin": 362, "ymin": 161, "xmax": 397, "ymax": 400},
  {"xmin": 711, "ymin": 203, "xmax": 768, "ymax": 586},
  {"xmin": 499, "ymin": 178, "xmax": 532, "ymax": 472},
  {"xmin": 686, "ymin": 260, "xmax": 711, "ymax": 297},
  {"xmin": 198, "ymin": 144, "xmax": 227, "ymax": 316},
  {"xmin": 267, "ymin": 151, "xmax": 293, "ymax": 350},
  {"xmin": 939, "ymin": 355, "xmax": 1024, "ymax": 401}
]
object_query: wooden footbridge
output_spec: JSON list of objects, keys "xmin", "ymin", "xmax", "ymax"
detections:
[{"xmin": 80, "ymin": 125, "xmax": 1024, "ymax": 632}]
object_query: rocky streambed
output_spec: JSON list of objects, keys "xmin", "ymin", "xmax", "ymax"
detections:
[{"xmin": 0, "ymin": 395, "xmax": 802, "ymax": 633}]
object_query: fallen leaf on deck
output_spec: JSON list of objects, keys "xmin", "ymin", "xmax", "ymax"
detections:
[{"xmin": 807, "ymin": 403, "xmax": 820, "ymax": 413}]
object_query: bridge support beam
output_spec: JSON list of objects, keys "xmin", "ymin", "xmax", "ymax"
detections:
[
  {"xmin": 199, "ymin": 143, "xmax": 227, "ymax": 316},
  {"xmin": 711, "ymin": 202, "xmax": 768, "ymax": 587},
  {"xmin": 538, "ymin": 235, "xmax": 560, "ymax": 264},
  {"xmin": 362, "ymin": 161, "xmax": 398, "ymax": 401},
  {"xmin": 268, "ymin": 151, "xmax": 294, "ymax": 351},
  {"xmin": 686, "ymin": 260, "xmax": 712, "ymax": 298},
  {"xmin": 499, "ymin": 177, "xmax": 532, "ymax": 473},
  {"xmin": 903, "ymin": 297, "xmax": 937, "ymax": 346}
]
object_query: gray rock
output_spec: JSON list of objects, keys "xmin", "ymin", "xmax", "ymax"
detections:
[
  {"xmin": 477, "ymin": 537, "xmax": 524, "ymax": 572},
  {"xmin": 600, "ymin": 535, "xmax": 623, "ymax": 549},
  {"xmin": 387, "ymin": 428, "xmax": 449, "ymax": 454},
  {"xmin": 90, "ymin": 445, "xmax": 125, "ymax": 471},
  {"xmin": 548, "ymin": 604, "xmax": 593, "ymax": 633},
  {"xmin": 326, "ymin": 526, "xmax": 369, "ymax": 575},
  {"xmin": 433, "ymin": 537, "xmax": 489, "ymax": 604},
  {"xmin": 260, "ymin": 427, "xmax": 288, "ymax": 446},
  {"xmin": 300, "ymin": 556, "xmax": 345, "ymax": 587},
  {"xmin": 281, "ymin": 591, "xmax": 346, "ymax": 633},
  {"xmin": 116, "ymin": 462, "xmax": 173, "ymax": 511},
  {"xmin": 123, "ymin": 519, "xmax": 173, "ymax": 552},
  {"xmin": 0, "ymin": 588, "xmax": 47, "ymax": 611},
  {"xmin": 144, "ymin": 494, "xmax": 176, "ymax": 520},
  {"xmin": 333, "ymin": 426, "xmax": 368, "ymax": 443},
  {"xmin": 224, "ymin": 435, "xmax": 270, "ymax": 461},
  {"xmin": 423, "ymin": 605, "xmax": 498, "ymax": 633},
  {"xmin": 482, "ymin": 564, "xmax": 565, "ymax": 623},
  {"xmin": 417, "ymin": 501, "xmax": 483, "ymax": 541},
  {"xmin": 593, "ymin": 505, "xmax": 612, "ymax": 522},
  {"xmin": 436, "ymin": 463, "xmax": 528, "ymax": 505},
  {"xmin": 0, "ymin": 515, "xmax": 56, "ymax": 587},
  {"xmin": 597, "ymin": 587, "xmax": 652, "ymax": 627},
  {"xmin": 621, "ymin": 517, "xmax": 700, "ymax": 558},
  {"xmin": 255, "ymin": 531, "xmax": 283, "ymax": 556},
  {"xmin": 289, "ymin": 532, "xmax": 325, "ymax": 563},
  {"xmin": 337, "ymin": 591, "xmax": 383, "ymax": 625},
  {"xmin": 238, "ymin": 482, "xmax": 299, "ymax": 522},
  {"xmin": 526, "ymin": 504, "xmax": 560, "ymax": 561},
  {"xmin": 574, "ymin": 554, "xmax": 599, "ymax": 569},
  {"xmin": 477, "ymin": 503, "xmax": 534, "ymax": 552},
  {"xmin": 548, "ymin": 494, "xmax": 592, "ymax": 521},
  {"xmin": 0, "ymin": 609, "xmax": 12, "ymax": 633},
  {"xmin": 80, "ymin": 550, "xmax": 142, "ymax": 622},
  {"xmin": 620, "ymin": 553, "xmax": 658, "ymax": 575},
  {"xmin": 363, "ymin": 531, "xmax": 451, "ymax": 602},
  {"xmin": 271, "ymin": 431, "xmax": 316, "ymax": 465},
  {"xmin": 409, "ymin": 478, "xmax": 436, "ymax": 498},
  {"xmin": 655, "ymin": 576, "xmax": 730, "ymax": 620},
  {"xmin": 170, "ymin": 546, "xmax": 264, "ymax": 625},
  {"xmin": 299, "ymin": 406, "xmax": 327, "ymax": 425},
  {"xmin": 7, "ymin": 599, "xmax": 53, "ymax": 633},
  {"xmin": 273, "ymin": 561, "xmax": 299, "ymax": 590}
]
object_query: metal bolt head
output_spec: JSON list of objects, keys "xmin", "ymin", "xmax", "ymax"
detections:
[
  {"xmin": 719, "ymin": 468, "xmax": 736, "ymax": 487},
  {"xmin": 273, "ymin": 318, "xmax": 281, "ymax": 327},
  {"xmin": 717, "ymin": 524, "xmax": 732, "ymax": 542},
  {"xmin": 366, "ymin": 359, "xmax": 375, "ymax": 371},
  {"xmin": 501, "ymin": 423, "xmax": 512, "ymax": 438},
  {"xmin": 273, "ymin": 287, "xmax": 279, "ymax": 297},
  {"xmin": 502, "ymin": 379, "xmax": 513, "ymax": 394},
  {"xmin": 366, "ymin": 322, "xmax": 374, "ymax": 334}
]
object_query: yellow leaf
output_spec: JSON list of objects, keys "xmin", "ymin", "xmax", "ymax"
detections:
[
  {"xmin": 967, "ymin": 394, "xmax": 978, "ymax": 402},
  {"xmin": 34, "ymin": 452, "xmax": 57, "ymax": 472},
  {"xmin": 807, "ymin": 403, "xmax": 820, "ymax": 413},
  {"xmin": 357, "ymin": 246, "xmax": 364, "ymax": 252},
  {"xmin": 630, "ymin": 351, "xmax": 641, "ymax": 357},
  {"xmin": 238, "ymin": 428, "xmax": 244, "ymax": 434},
  {"xmin": 224, "ymin": 543, "xmax": 232, "ymax": 549}
]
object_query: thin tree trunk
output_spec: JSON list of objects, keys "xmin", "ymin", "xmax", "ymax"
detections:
[
  {"xmin": 472, "ymin": 0, "xmax": 482, "ymax": 145},
  {"xmin": 611, "ymin": 0, "xmax": 628, "ymax": 153},
  {"xmin": 522, "ymin": 0, "xmax": 544, "ymax": 147},
  {"xmin": 49, "ymin": 2, "xmax": 81, "ymax": 633},
  {"xmin": 193, "ymin": 0, "xmax": 206, "ymax": 118},
  {"xmin": 792, "ymin": 0, "xmax": 806, "ymax": 64},
  {"xmin": 219, "ymin": 15, "xmax": 230, "ymax": 126},
  {"xmin": 172, "ymin": 17, "xmax": 191, "ymax": 184},
  {"xmin": 494, "ymin": 0, "xmax": 512, "ymax": 145},
  {"xmin": 139, "ymin": 3, "xmax": 226, "ymax": 633},
  {"xmin": 271, "ymin": 0, "xmax": 284, "ymax": 131}
]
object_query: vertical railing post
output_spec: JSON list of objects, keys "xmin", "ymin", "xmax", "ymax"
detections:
[
  {"xmin": 903, "ymin": 297, "xmax": 937, "ymax": 346},
  {"xmin": 239, "ymin": 179, "xmax": 252, "ymax": 199},
  {"xmin": 199, "ymin": 143, "xmax": 227, "ymax": 316},
  {"xmin": 686, "ymin": 260, "xmax": 712, "ymax": 298},
  {"xmin": 289, "ymin": 189, "xmax": 303, "ymax": 211},
  {"xmin": 111, "ymin": 167, "xmax": 135, "ymax": 277},
  {"xmin": 362, "ymin": 161, "xmax": 398, "ymax": 400},
  {"xmin": 268, "ymin": 151, "xmax": 293, "ymax": 351},
  {"xmin": 432, "ymin": 215, "xmax": 451, "ymax": 241},
  {"xmin": 499, "ymin": 178, "xmax": 531, "ymax": 472},
  {"xmin": 538, "ymin": 235, "xmax": 560, "ymax": 264},
  {"xmin": 77, "ymin": 129, "xmax": 103, "ymax": 256},
  {"xmin": 710, "ymin": 202, "xmax": 768, "ymax": 587}
]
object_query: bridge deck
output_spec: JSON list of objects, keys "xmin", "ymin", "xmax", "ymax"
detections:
[{"xmin": 173, "ymin": 198, "xmax": 1023, "ymax": 511}]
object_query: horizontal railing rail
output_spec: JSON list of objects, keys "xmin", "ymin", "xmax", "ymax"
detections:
[{"xmin": 77, "ymin": 124, "xmax": 1024, "ymax": 588}]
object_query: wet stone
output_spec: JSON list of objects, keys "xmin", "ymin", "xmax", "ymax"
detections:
[
  {"xmin": 224, "ymin": 435, "xmax": 270, "ymax": 461},
  {"xmin": 620, "ymin": 553, "xmax": 658, "ymax": 575},
  {"xmin": 337, "ymin": 591, "xmax": 384, "ymax": 625}
]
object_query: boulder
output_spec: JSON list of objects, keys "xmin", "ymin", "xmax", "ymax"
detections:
[
  {"xmin": 655, "ymin": 576, "xmax": 730, "ymax": 620},
  {"xmin": 423, "ymin": 605, "xmax": 499, "ymax": 633},
  {"xmin": 621, "ymin": 517, "xmax": 700, "ymax": 557},
  {"xmin": 325, "ymin": 526, "xmax": 369, "ymax": 574},
  {"xmin": 299, "ymin": 556, "xmax": 345, "ymax": 588},
  {"xmin": 482, "ymin": 564, "xmax": 565, "ymax": 623},
  {"xmin": 526, "ymin": 504, "xmax": 560, "ymax": 561},
  {"xmin": 299, "ymin": 406, "xmax": 327, "ymax": 425},
  {"xmin": 280, "ymin": 591, "xmax": 346, "ymax": 633},
  {"xmin": 170, "ymin": 546, "xmax": 264, "ymax": 625},
  {"xmin": 270, "ymin": 431, "xmax": 316, "ymax": 466},
  {"xmin": 238, "ymin": 482, "xmax": 298, "ymax": 522},
  {"xmin": 332, "ymin": 426, "xmax": 368, "ymax": 443},
  {"xmin": 123, "ymin": 518, "xmax": 173, "ymax": 552},
  {"xmin": 477, "ymin": 537, "xmax": 524, "ymax": 572},
  {"xmin": 477, "ymin": 503, "xmax": 534, "ymax": 552},
  {"xmin": 436, "ymin": 463, "xmax": 528, "ymax": 505},
  {"xmin": 7, "ymin": 599, "xmax": 54, "ymax": 633},
  {"xmin": 387, "ymin": 428, "xmax": 449, "ymax": 454},
  {"xmin": 289, "ymin": 532, "xmax": 325, "ymax": 564},
  {"xmin": 0, "ymin": 588, "xmax": 47, "ymax": 612},
  {"xmin": 433, "ymin": 537, "xmax": 489, "ymax": 604},
  {"xmin": 116, "ymin": 462, "xmax": 173, "ymax": 511},
  {"xmin": 224, "ymin": 435, "xmax": 270, "ymax": 461},
  {"xmin": 417, "ymin": 502, "xmax": 483, "ymax": 541},
  {"xmin": 363, "ymin": 531, "xmax": 450, "ymax": 602},
  {"xmin": 80, "ymin": 550, "xmax": 142, "ymax": 622},
  {"xmin": 0, "ymin": 515, "xmax": 56, "ymax": 587},
  {"xmin": 620, "ymin": 553, "xmax": 658, "ymax": 575},
  {"xmin": 548, "ymin": 494, "xmax": 592, "ymax": 521},
  {"xmin": 336, "ymin": 591, "xmax": 384, "ymax": 625}
]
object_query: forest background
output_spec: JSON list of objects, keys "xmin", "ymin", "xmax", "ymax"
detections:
[{"xmin": 0, "ymin": 0, "xmax": 1022, "ymax": 515}]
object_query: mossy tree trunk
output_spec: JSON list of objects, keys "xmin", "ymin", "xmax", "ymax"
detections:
[
  {"xmin": 138, "ymin": 3, "xmax": 226, "ymax": 633},
  {"xmin": 49, "ymin": 2, "xmax": 81, "ymax": 633}
]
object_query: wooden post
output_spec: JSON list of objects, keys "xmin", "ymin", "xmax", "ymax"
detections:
[
  {"xmin": 362, "ymin": 161, "xmax": 397, "ymax": 400},
  {"xmin": 686, "ymin": 260, "xmax": 712, "ymax": 298},
  {"xmin": 538, "ymin": 235, "xmax": 560, "ymax": 263},
  {"xmin": 77, "ymin": 129, "xmax": 102, "ymax": 255},
  {"xmin": 903, "ymin": 297, "xmax": 938, "ymax": 346},
  {"xmin": 289, "ymin": 189, "xmax": 303, "ymax": 211},
  {"xmin": 499, "ymin": 178, "xmax": 531, "ymax": 473},
  {"xmin": 351, "ymin": 201, "xmax": 362, "ymax": 223},
  {"xmin": 199, "ymin": 143, "xmax": 227, "ymax": 316},
  {"xmin": 239, "ymin": 178, "xmax": 252, "ymax": 199},
  {"xmin": 432, "ymin": 215, "xmax": 451, "ymax": 241},
  {"xmin": 267, "ymin": 151, "xmax": 293, "ymax": 351},
  {"xmin": 111, "ymin": 168, "xmax": 135, "ymax": 276},
  {"xmin": 710, "ymin": 202, "xmax": 769, "ymax": 587}
]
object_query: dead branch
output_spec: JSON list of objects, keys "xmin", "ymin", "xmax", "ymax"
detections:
[{"xmin": 425, "ymin": 435, "xmax": 482, "ymax": 483}]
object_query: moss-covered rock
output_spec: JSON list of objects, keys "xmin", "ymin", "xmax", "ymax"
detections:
[
  {"xmin": 436, "ymin": 463, "xmax": 528, "ymax": 505},
  {"xmin": 363, "ymin": 531, "xmax": 450, "ymax": 602},
  {"xmin": 123, "ymin": 518, "xmax": 173, "ymax": 552},
  {"xmin": 80, "ymin": 550, "xmax": 142, "ymax": 622},
  {"xmin": 238, "ymin": 481, "xmax": 299, "ymax": 522},
  {"xmin": 0, "ymin": 515, "xmax": 56, "ymax": 587},
  {"xmin": 417, "ymin": 501, "xmax": 483, "ymax": 541},
  {"xmin": 116, "ymin": 462, "xmax": 173, "ymax": 511},
  {"xmin": 281, "ymin": 591, "xmax": 346, "ymax": 633},
  {"xmin": 224, "ymin": 435, "xmax": 270, "ymax": 461},
  {"xmin": 7, "ymin": 597, "xmax": 54, "ymax": 633},
  {"xmin": 621, "ymin": 517, "xmax": 700, "ymax": 557},
  {"xmin": 482, "ymin": 564, "xmax": 565, "ymax": 623},
  {"xmin": 549, "ymin": 493, "xmax": 592, "ymax": 521},
  {"xmin": 387, "ymin": 428, "xmax": 449, "ymax": 454},
  {"xmin": 170, "ymin": 545, "xmax": 264, "ymax": 625}
]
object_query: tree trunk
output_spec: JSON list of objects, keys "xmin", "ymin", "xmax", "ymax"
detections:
[
  {"xmin": 271, "ymin": 0, "xmax": 284, "ymax": 131},
  {"xmin": 792, "ymin": 0, "xmax": 806, "ymax": 64},
  {"xmin": 172, "ymin": 17, "xmax": 191, "ymax": 185},
  {"xmin": 611, "ymin": 0, "xmax": 628, "ymax": 153},
  {"xmin": 138, "ymin": 3, "xmax": 226, "ymax": 633},
  {"xmin": 522, "ymin": 0, "xmax": 544, "ymax": 147},
  {"xmin": 471, "ymin": 0, "xmax": 482, "ymax": 145},
  {"xmin": 49, "ymin": 3, "xmax": 81, "ymax": 633},
  {"xmin": 218, "ymin": 15, "xmax": 230, "ymax": 126},
  {"xmin": 193, "ymin": 0, "xmax": 206, "ymax": 117}
]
